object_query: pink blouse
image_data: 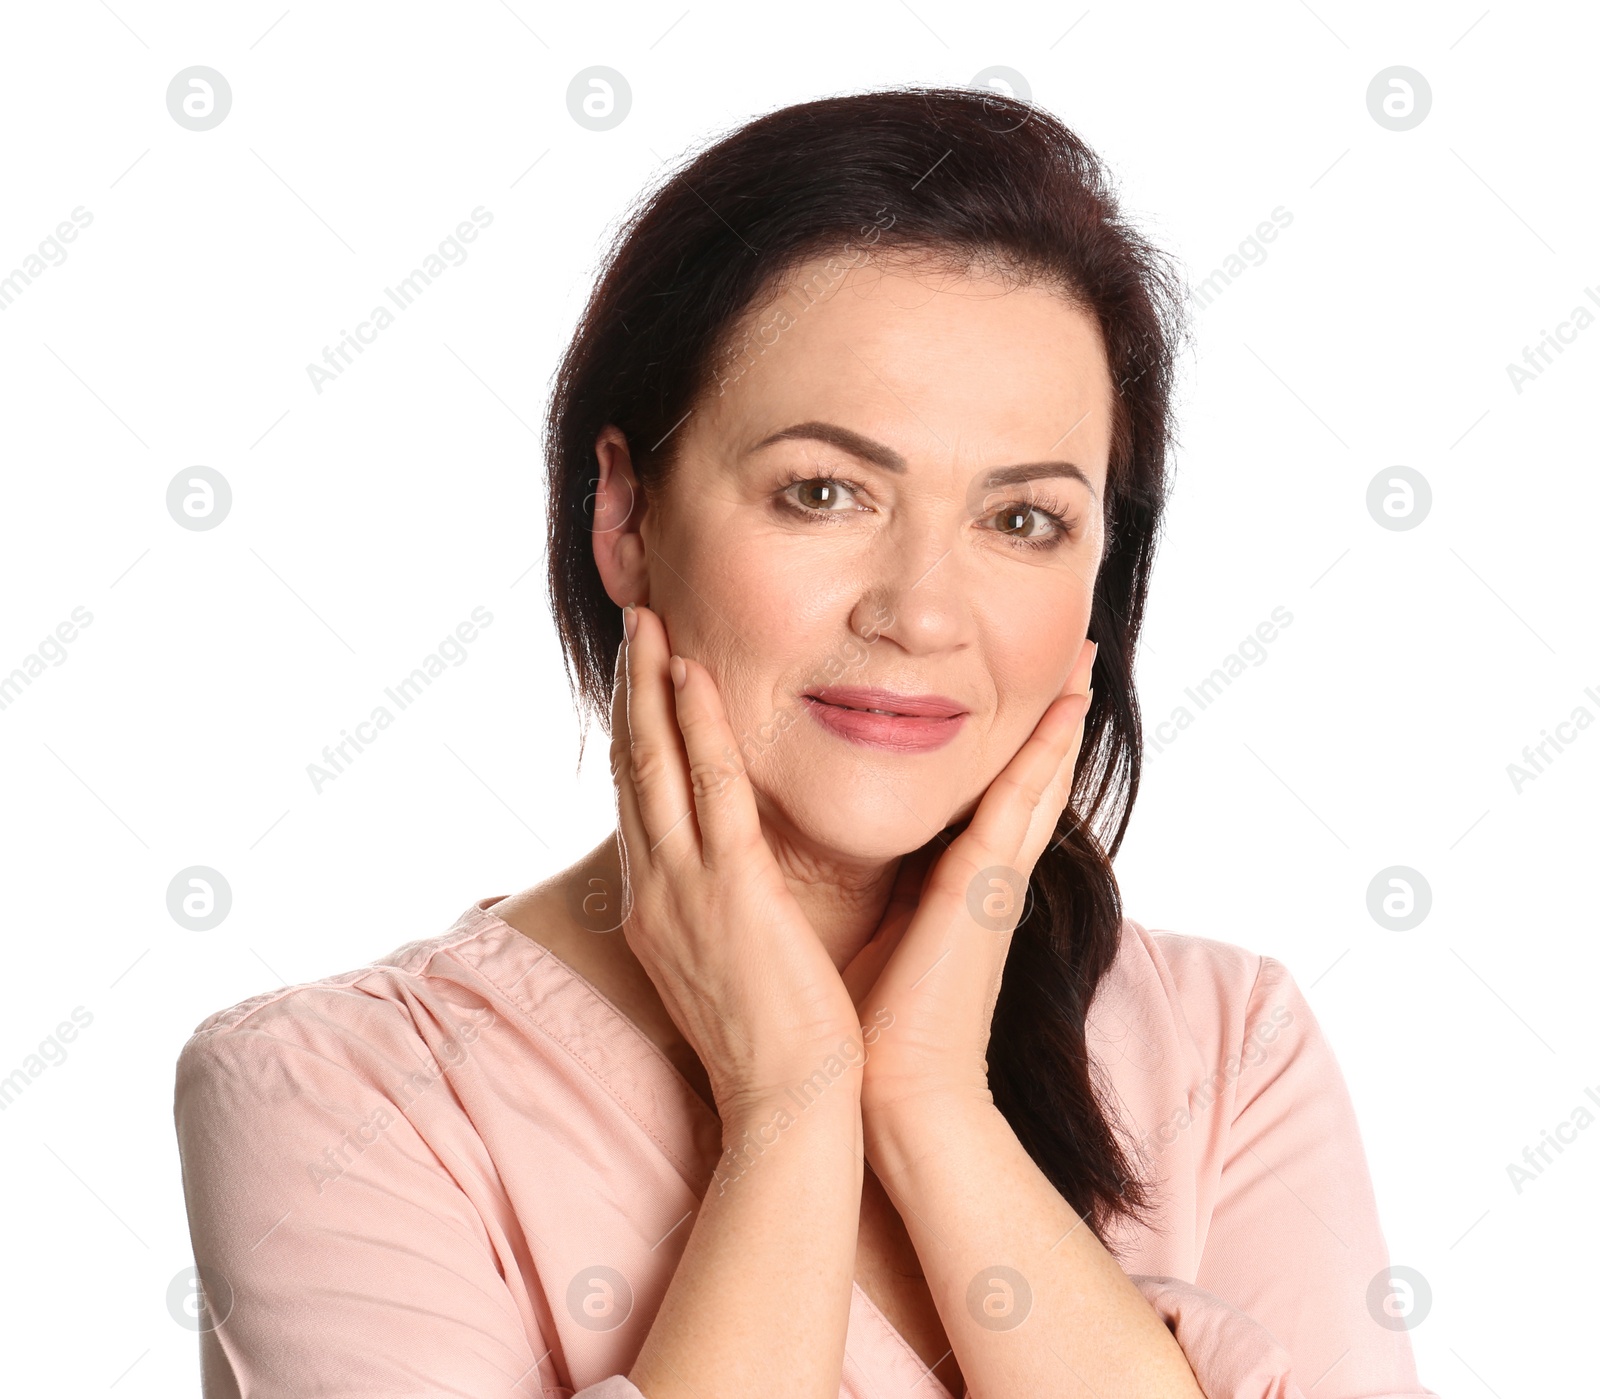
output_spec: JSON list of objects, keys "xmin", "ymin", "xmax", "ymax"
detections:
[{"xmin": 172, "ymin": 895, "xmax": 1440, "ymax": 1398}]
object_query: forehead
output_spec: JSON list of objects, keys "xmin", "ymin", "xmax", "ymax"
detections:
[{"xmin": 694, "ymin": 250, "xmax": 1115, "ymax": 479}]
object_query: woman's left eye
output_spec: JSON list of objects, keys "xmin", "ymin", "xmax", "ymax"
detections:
[{"xmin": 983, "ymin": 500, "xmax": 1075, "ymax": 549}]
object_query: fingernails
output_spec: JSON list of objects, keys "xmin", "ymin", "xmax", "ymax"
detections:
[
  {"xmin": 622, "ymin": 604, "xmax": 638, "ymax": 642},
  {"xmin": 669, "ymin": 655, "xmax": 687, "ymax": 691}
]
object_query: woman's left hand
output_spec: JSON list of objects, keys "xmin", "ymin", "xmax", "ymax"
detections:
[{"xmin": 842, "ymin": 638, "xmax": 1098, "ymax": 1120}]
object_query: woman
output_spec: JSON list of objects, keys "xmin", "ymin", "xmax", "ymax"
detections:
[{"xmin": 173, "ymin": 86, "xmax": 1439, "ymax": 1398}]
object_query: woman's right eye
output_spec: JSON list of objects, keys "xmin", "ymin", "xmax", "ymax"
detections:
[{"xmin": 782, "ymin": 474, "xmax": 862, "ymax": 514}]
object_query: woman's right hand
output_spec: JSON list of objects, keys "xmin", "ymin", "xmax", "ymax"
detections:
[{"xmin": 610, "ymin": 602, "xmax": 865, "ymax": 1128}]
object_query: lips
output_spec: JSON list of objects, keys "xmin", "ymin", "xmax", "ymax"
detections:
[
  {"xmin": 801, "ymin": 685, "xmax": 968, "ymax": 753},
  {"xmin": 803, "ymin": 686, "xmax": 967, "ymax": 718}
]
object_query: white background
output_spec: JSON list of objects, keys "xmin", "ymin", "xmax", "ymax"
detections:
[{"xmin": 1, "ymin": 2, "xmax": 1594, "ymax": 1394}]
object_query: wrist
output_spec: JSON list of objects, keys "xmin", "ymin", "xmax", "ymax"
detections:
[
  {"xmin": 718, "ymin": 1059, "xmax": 863, "ymax": 1144},
  {"xmin": 860, "ymin": 1080, "xmax": 998, "ymax": 1171},
  {"xmin": 711, "ymin": 1070, "xmax": 863, "ymax": 1197}
]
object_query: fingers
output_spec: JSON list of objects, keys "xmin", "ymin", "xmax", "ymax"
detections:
[
  {"xmin": 610, "ymin": 630, "xmax": 655, "ymax": 879},
  {"xmin": 945, "ymin": 639, "xmax": 1098, "ymax": 898},
  {"xmin": 668, "ymin": 651, "xmax": 764, "ymax": 871},
  {"xmin": 841, "ymin": 842, "xmax": 941, "ymax": 1007},
  {"xmin": 1071, "ymin": 635, "xmax": 1099, "ymax": 694},
  {"xmin": 1015, "ymin": 691, "xmax": 1092, "ymax": 860},
  {"xmin": 620, "ymin": 604, "xmax": 700, "ymax": 868},
  {"xmin": 883, "ymin": 840, "xmax": 939, "ymax": 924}
]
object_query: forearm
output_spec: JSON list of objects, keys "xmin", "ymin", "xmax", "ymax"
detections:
[
  {"xmin": 629, "ymin": 1072, "xmax": 864, "ymax": 1399},
  {"xmin": 864, "ymin": 1094, "xmax": 1206, "ymax": 1399}
]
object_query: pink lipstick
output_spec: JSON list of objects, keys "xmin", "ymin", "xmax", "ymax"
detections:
[{"xmin": 802, "ymin": 685, "xmax": 968, "ymax": 753}]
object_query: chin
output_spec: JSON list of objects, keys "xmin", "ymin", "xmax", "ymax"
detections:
[{"xmin": 753, "ymin": 770, "xmax": 969, "ymax": 865}]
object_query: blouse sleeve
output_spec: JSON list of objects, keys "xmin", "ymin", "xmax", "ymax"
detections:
[
  {"xmin": 1132, "ymin": 954, "xmax": 1441, "ymax": 1399},
  {"xmin": 172, "ymin": 1020, "xmax": 649, "ymax": 1399}
]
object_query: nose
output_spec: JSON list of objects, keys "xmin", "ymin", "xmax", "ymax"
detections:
[{"xmin": 848, "ymin": 526, "xmax": 971, "ymax": 655}]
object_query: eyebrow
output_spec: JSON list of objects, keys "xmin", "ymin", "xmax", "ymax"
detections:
[{"xmin": 750, "ymin": 420, "xmax": 1099, "ymax": 502}]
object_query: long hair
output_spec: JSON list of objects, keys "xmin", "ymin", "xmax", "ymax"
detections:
[{"xmin": 542, "ymin": 85, "xmax": 1186, "ymax": 1247}]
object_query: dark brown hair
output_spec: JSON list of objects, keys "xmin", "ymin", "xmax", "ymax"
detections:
[{"xmin": 544, "ymin": 84, "xmax": 1186, "ymax": 1248}]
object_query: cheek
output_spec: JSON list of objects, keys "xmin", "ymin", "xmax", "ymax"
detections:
[
  {"xmin": 666, "ymin": 540, "xmax": 811, "ymax": 726},
  {"xmin": 989, "ymin": 583, "xmax": 1094, "ymax": 699}
]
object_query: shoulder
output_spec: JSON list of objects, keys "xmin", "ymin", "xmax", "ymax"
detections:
[
  {"xmin": 1091, "ymin": 917, "xmax": 1316, "ymax": 1085},
  {"xmin": 173, "ymin": 902, "xmax": 514, "ymax": 1089},
  {"xmin": 1089, "ymin": 920, "xmax": 1346, "ymax": 1193},
  {"xmin": 1104, "ymin": 916, "xmax": 1289, "ymax": 1023}
]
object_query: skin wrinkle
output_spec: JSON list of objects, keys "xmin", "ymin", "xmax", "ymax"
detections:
[{"xmin": 596, "ymin": 250, "xmax": 1112, "ymax": 974}]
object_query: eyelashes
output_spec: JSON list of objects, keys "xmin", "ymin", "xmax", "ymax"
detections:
[{"xmin": 774, "ymin": 469, "xmax": 1080, "ymax": 552}]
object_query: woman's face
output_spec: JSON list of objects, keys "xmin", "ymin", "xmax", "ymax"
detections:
[{"xmin": 595, "ymin": 251, "xmax": 1113, "ymax": 868}]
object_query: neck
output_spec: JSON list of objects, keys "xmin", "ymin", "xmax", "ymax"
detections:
[{"xmin": 768, "ymin": 839, "xmax": 901, "ymax": 971}]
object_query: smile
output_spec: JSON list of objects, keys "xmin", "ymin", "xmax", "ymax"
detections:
[{"xmin": 801, "ymin": 686, "xmax": 968, "ymax": 753}]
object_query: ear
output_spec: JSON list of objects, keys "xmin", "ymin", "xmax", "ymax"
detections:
[{"xmin": 590, "ymin": 425, "xmax": 650, "ymax": 609}]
